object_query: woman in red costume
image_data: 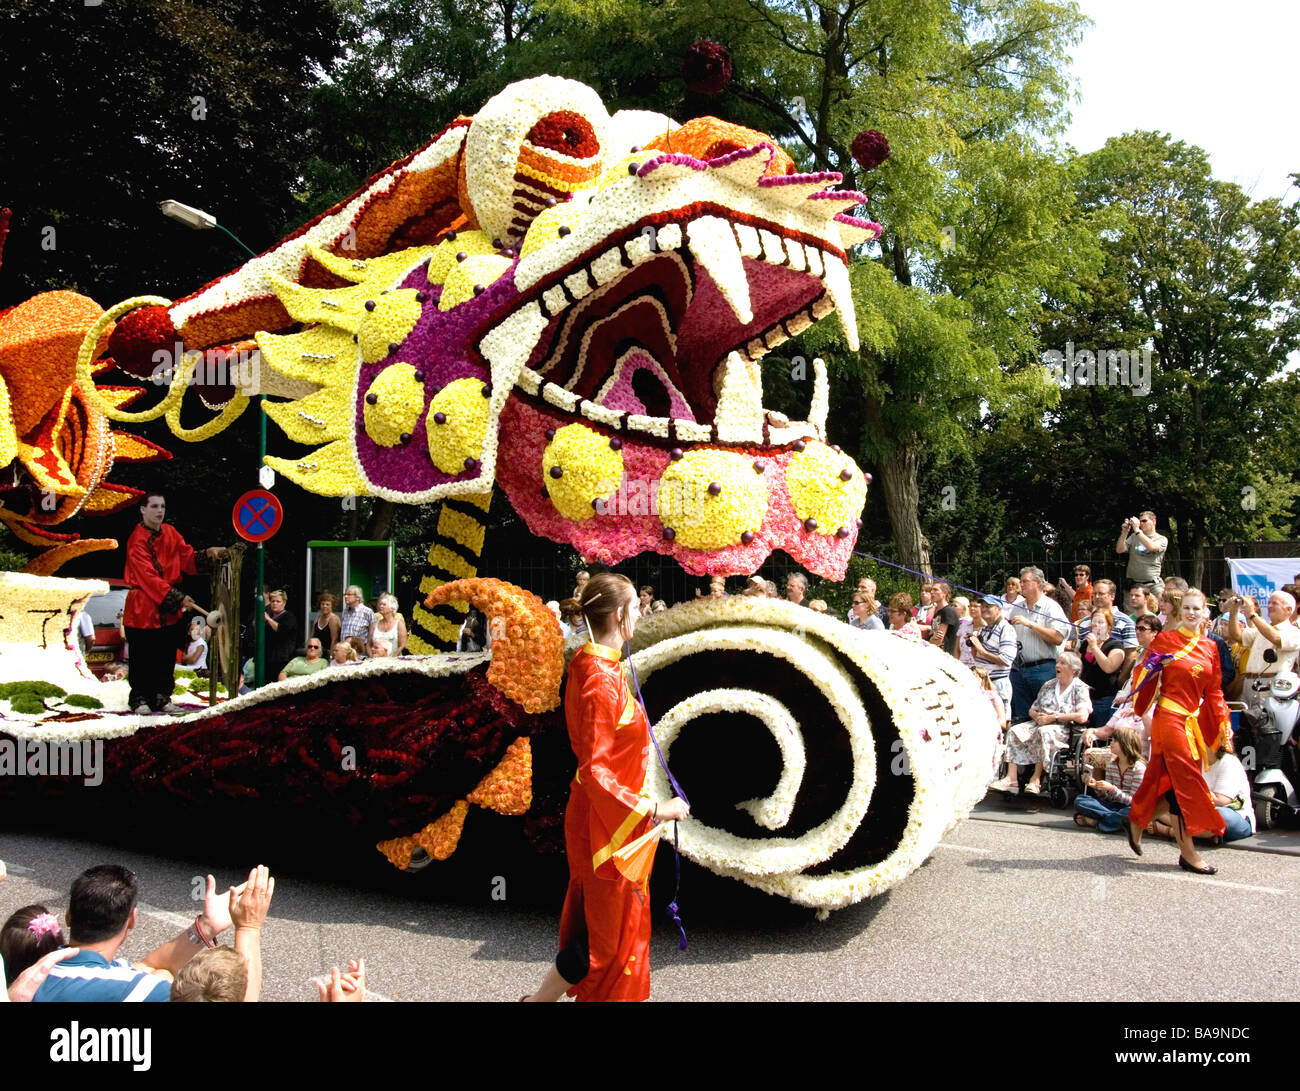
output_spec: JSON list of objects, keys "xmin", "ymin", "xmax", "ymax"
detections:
[
  {"xmin": 523, "ymin": 573, "xmax": 689, "ymax": 1002},
  {"xmin": 1124, "ymin": 588, "xmax": 1229, "ymax": 874}
]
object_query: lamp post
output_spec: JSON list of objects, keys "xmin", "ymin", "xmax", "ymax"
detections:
[
  {"xmin": 158, "ymin": 199, "xmax": 258, "ymax": 257},
  {"xmin": 160, "ymin": 199, "xmax": 267, "ymax": 685}
]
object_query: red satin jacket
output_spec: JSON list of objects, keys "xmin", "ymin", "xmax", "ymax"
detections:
[{"xmin": 122, "ymin": 523, "xmax": 199, "ymax": 629}]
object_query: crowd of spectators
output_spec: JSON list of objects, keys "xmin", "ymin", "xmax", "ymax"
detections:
[
  {"xmin": 268, "ymin": 585, "xmax": 411, "ymax": 681},
  {"xmin": 0, "ymin": 859, "xmax": 364, "ymax": 1003}
]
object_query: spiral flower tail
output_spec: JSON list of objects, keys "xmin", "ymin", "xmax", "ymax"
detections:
[{"xmin": 629, "ymin": 597, "xmax": 997, "ymax": 910}]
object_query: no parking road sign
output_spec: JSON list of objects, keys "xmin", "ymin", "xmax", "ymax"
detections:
[{"xmin": 233, "ymin": 489, "xmax": 283, "ymax": 542}]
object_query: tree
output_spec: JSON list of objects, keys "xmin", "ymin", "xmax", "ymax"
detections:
[
  {"xmin": 517, "ymin": 0, "xmax": 1100, "ymax": 571},
  {"xmin": 0, "ymin": 0, "xmax": 343, "ymax": 307},
  {"xmin": 992, "ymin": 135, "xmax": 1300, "ymax": 586},
  {"xmin": 297, "ymin": 0, "xmax": 542, "ymax": 213}
]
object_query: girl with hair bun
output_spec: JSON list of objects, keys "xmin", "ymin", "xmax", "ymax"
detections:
[
  {"xmin": 2, "ymin": 905, "xmax": 66, "ymax": 986},
  {"xmin": 523, "ymin": 573, "xmax": 689, "ymax": 1002}
]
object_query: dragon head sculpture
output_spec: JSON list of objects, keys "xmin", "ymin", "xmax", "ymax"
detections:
[{"xmin": 99, "ymin": 77, "xmax": 880, "ymax": 578}]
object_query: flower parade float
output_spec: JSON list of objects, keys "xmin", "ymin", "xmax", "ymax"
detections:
[{"xmin": 0, "ymin": 77, "xmax": 995, "ymax": 911}]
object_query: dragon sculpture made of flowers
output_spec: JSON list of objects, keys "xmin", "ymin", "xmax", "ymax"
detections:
[{"xmin": 0, "ymin": 77, "xmax": 994, "ymax": 911}]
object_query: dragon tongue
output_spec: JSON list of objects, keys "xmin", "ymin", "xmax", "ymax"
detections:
[{"xmin": 685, "ymin": 215, "xmax": 753, "ymax": 326}]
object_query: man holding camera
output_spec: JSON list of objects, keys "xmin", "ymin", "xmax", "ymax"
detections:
[
  {"xmin": 1116, "ymin": 511, "xmax": 1168, "ymax": 597},
  {"xmin": 1226, "ymin": 590, "xmax": 1300, "ymax": 710}
]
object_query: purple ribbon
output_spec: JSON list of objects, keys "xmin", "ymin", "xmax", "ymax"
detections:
[
  {"xmin": 624, "ymin": 644, "xmax": 688, "ymax": 951},
  {"xmin": 1113, "ymin": 649, "xmax": 1172, "ymax": 712}
]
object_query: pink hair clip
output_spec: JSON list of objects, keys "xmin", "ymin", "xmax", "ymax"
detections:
[{"xmin": 28, "ymin": 912, "xmax": 61, "ymax": 938}]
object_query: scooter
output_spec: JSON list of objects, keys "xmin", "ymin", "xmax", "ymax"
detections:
[{"xmin": 1235, "ymin": 670, "xmax": 1300, "ymax": 830}]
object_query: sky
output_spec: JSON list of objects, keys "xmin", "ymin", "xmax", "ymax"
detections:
[{"xmin": 1061, "ymin": 0, "xmax": 1298, "ymax": 200}]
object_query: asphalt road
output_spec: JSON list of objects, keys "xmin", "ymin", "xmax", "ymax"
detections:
[{"xmin": 3, "ymin": 805, "xmax": 1297, "ymax": 1003}]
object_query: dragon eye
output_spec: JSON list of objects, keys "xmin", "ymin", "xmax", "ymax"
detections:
[{"xmin": 527, "ymin": 111, "xmax": 600, "ymax": 158}]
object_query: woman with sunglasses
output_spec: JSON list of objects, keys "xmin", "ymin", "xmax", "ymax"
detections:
[{"xmin": 1081, "ymin": 614, "xmax": 1160, "ymax": 756}]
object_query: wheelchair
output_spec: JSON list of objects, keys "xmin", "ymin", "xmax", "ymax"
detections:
[
  {"xmin": 1043, "ymin": 724, "xmax": 1090, "ymax": 809},
  {"xmin": 993, "ymin": 722, "xmax": 1090, "ymax": 807}
]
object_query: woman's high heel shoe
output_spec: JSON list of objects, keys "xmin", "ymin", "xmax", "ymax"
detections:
[{"xmin": 1125, "ymin": 820, "xmax": 1142, "ymax": 857}]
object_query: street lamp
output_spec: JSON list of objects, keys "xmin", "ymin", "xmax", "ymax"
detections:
[
  {"xmin": 160, "ymin": 198, "xmax": 268, "ymax": 684},
  {"xmin": 159, "ymin": 199, "xmax": 258, "ymax": 257}
]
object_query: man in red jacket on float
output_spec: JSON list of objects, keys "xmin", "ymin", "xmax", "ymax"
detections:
[{"xmin": 123, "ymin": 492, "xmax": 225, "ymax": 715}]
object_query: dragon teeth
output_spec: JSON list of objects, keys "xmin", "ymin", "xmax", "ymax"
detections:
[
  {"xmin": 591, "ymin": 249, "xmax": 625, "ymax": 286},
  {"xmin": 734, "ymin": 223, "xmax": 762, "ymax": 259},
  {"xmin": 758, "ymin": 229, "xmax": 786, "ymax": 265},
  {"xmin": 656, "ymin": 224, "xmax": 683, "ymax": 251},
  {"xmin": 712, "ymin": 350, "xmax": 765, "ymax": 444},
  {"xmin": 477, "ymin": 301, "xmax": 547, "ymax": 411},
  {"xmin": 821, "ymin": 254, "xmax": 858, "ymax": 351},
  {"xmin": 562, "ymin": 269, "xmax": 593, "ymax": 303},
  {"xmin": 809, "ymin": 356, "xmax": 829, "ymax": 437},
  {"xmin": 686, "ymin": 215, "xmax": 754, "ymax": 326}
]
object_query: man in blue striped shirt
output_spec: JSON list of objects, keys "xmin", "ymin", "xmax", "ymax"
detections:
[
  {"xmin": 969, "ymin": 596, "xmax": 1018, "ymax": 708},
  {"xmin": 34, "ymin": 865, "xmax": 238, "ymax": 1002}
]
